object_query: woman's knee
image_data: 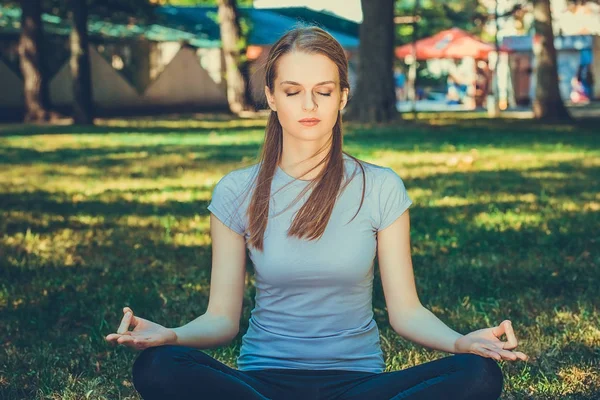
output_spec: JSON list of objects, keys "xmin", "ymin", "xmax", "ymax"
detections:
[
  {"xmin": 456, "ymin": 354, "xmax": 504, "ymax": 399},
  {"xmin": 132, "ymin": 345, "xmax": 182, "ymax": 393}
]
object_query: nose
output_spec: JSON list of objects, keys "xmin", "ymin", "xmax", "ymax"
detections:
[{"xmin": 302, "ymin": 92, "xmax": 318, "ymax": 111}]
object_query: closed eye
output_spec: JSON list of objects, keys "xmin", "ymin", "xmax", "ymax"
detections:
[{"xmin": 286, "ymin": 92, "xmax": 331, "ymax": 97}]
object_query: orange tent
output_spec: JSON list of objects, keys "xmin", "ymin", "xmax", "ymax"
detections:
[{"xmin": 395, "ymin": 28, "xmax": 501, "ymax": 60}]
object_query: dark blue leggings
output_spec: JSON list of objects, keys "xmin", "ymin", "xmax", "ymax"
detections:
[{"xmin": 131, "ymin": 345, "xmax": 503, "ymax": 400}]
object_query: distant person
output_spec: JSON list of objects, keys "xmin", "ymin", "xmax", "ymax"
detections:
[
  {"xmin": 578, "ymin": 64, "xmax": 594, "ymax": 100},
  {"xmin": 570, "ymin": 76, "xmax": 590, "ymax": 104},
  {"xmin": 394, "ymin": 66, "xmax": 407, "ymax": 102},
  {"xmin": 571, "ymin": 64, "xmax": 593, "ymax": 104},
  {"xmin": 107, "ymin": 26, "xmax": 528, "ymax": 400},
  {"xmin": 447, "ymin": 76, "xmax": 461, "ymax": 105},
  {"xmin": 475, "ymin": 61, "xmax": 491, "ymax": 108},
  {"xmin": 448, "ymin": 60, "xmax": 471, "ymax": 105}
]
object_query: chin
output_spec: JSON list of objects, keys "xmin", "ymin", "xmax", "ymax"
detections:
[{"xmin": 292, "ymin": 129, "xmax": 331, "ymax": 142}]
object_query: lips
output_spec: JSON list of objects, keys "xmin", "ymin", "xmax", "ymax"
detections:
[
  {"xmin": 298, "ymin": 118, "xmax": 320, "ymax": 122},
  {"xmin": 298, "ymin": 118, "xmax": 321, "ymax": 127}
]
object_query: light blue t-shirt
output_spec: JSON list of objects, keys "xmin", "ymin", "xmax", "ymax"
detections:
[{"xmin": 207, "ymin": 153, "xmax": 413, "ymax": 373}]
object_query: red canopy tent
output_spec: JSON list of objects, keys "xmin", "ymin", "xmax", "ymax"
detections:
[{"xmin": 395, "ymin": 28, "xmax": 501, "ymax": 60}]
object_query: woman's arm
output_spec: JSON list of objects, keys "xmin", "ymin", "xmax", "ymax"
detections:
[
  {"xmin": 377, "ymin": 211, "xmax": 527, "ymax": 361},
  {"xmin": 171, "ymin": 312, "xmax": 239, "ymax": 349},
  {"xmin": 383, "ymin": 303, "xmax": 463, "ymax": 354},
  {"xmin": 171, "ymin": 213, "xmax": 247, "ymax": 349},
  {"xmin": 377, "ymin": 210, "xmax": 462, "ymax": 353},
  {"xmin": 105, "ymin": 213, "xmax": 247, "ymax": 351}
]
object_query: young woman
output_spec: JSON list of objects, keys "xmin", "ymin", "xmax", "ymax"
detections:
[{"xmin": 106, "ymin": 26, "xmax": 528, "ymax": 400}]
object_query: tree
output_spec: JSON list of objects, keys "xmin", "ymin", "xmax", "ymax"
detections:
[
  {"xmin": 12, "ymin": 0, "xmax": 158, "ymax": 124},
  {"xmin": 164, "ymin": 0, "xmax": 254, "ymax": 114},
  {"xmin": 217, "ymin": 0, "xmax": 254, "ymax": 114},
  {"xmin": 395, "ymin": 0, "xmax": 488, "ymax": 46},
  {"xmin": 63, "ymin": 0, "xmax": 160, "ymax": 125},
  {"xmin": 532, "ymin": 0, "xmax": 571, "ymax": 120},
  {"xmin": 346, "ymin": 0, "xmax": 398, "ymax": 123},
  {"xmin": 18, "ymin": 0, "xmax": 53, "ymax": 123},
  {"xmin": 69, "ymin": 0, "xmax": 94, "ymax": 125}
]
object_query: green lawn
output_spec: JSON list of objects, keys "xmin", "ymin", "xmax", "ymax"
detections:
[{"xmin": 1, "ymin": 116, "xmax": 598, "ymax": 399}]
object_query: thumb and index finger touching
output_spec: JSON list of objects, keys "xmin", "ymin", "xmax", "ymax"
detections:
[
  {"xmin": 117, "ymin": 307, "xmax": 138, "ymax": 334},
  {"xmin": 491, "ymin": 320, "xmax": 523, "ymax": 353},
  {"xmin": 491, "ymin": 320, "xmax": 517, "ymax": 348},
  {"xmin": 106, "ymin": 307, "xmax": 139, "ymax": 342}
]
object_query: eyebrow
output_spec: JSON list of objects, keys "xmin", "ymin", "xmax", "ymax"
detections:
[{"xmin": 280, "ymin": 80, "xmax": 336, "ymax": 86}]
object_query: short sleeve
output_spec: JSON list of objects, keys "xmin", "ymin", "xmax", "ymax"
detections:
[
  {"xmin": 207, "ymin": 173, "xmax": 246, "ymax": 236},
  {"xmin": 375, "ymin": 168, "xmax": 413, "ymax": 232}
]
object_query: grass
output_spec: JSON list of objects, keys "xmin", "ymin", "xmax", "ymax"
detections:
[{"xmin": 0, "ymin": 115, "xmax": 598, "ymax": 399}]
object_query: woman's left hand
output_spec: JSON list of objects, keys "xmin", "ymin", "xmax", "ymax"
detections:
[{"xmin": 454, "ymin": 320, "xmax": 529, "ymax": 362}]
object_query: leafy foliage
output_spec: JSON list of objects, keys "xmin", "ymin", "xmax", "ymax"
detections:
[
  {"xmin": 0, "ymin": 1, "xmax": 160, "ymax": 23},
  {"xmin": 153, "ymin": 0, "xmax": 254, "ymax": 5}
]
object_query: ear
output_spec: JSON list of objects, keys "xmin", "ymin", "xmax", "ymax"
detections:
[
  {"xmin": 264, "ymin": 86, "xmax": 277, "ymax": 112},
  {"xmin": 339, "ymin": 88, "xmax": 349, "ymax": 111}
]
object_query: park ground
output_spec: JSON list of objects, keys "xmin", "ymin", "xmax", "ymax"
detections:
[{"xmin": 0, "ymin": 114, "xmax": 598, "ymax": 399}]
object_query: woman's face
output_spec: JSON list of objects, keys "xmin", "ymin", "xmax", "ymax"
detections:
[{"xmin": 265, "ymin": 51, "xmax": 349, "ymax": 144}]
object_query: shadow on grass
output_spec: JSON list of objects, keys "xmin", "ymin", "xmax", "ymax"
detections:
[
  {"xmin": 1, "ymin": 226, "xmax": 213, "ymax": 348},
  {"xmin": 0, "ymin": 120, "xmax": 268, "ymax": 137},
  {"xmin": 345, "ymin": 119, "xmax": 599, "ymax": 152},
  {"xmin": 2, "ymin": 161, "xmax": 597, "ymax": 307},
  {"xmin": 0, "ymin": 124, "xmax": 597, "ymax": 178},
  {"xmin": 1, "ymin": 118, "xmax": 598, "ymax": 156},
  {"xmin": 0, "ymin": 190, "xmax": 211, "ymax": 230},
  {"xmin": 0, "ymin": 143, "xmax": 263, "ymax": 170},
  {"xmin": 408, "ymin": 160, "xmax": 600, "ymax": 197}
]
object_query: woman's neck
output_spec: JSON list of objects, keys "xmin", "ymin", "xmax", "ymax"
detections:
[{"xmin": 279, "ymin": 135, "xmax": 332, "ymax": 181}]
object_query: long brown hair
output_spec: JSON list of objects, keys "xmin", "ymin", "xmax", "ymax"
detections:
[{"xmin": 246, "ymin": 26, "xmax": 366, "ymax": 251}]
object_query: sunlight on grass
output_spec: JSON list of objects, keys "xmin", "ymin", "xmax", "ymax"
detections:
[
  {"xmin": 473, "ymin": 210, "xmax": 544, "ymax": 231},
  {"xmin": 97, "ymin": 116, "xmax": 268, "ymax": 129},
  {"xmin": 1, "ymin": 131, "xmax": 264, "ymax": 150},
  {"xmin": 556, "ymin": 365, "xmax": 599, "ymax": 396}
]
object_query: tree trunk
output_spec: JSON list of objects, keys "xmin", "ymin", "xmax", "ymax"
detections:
[
  {"xmin": 532, "ymin": 0, "xmax": 571, "ymax": 121},
  {"xmin": 217, "ymin": 0, "xmax": 254, "ymax": 114},
  {"xmin": 345, "ymin": 0, "xmax": 398, "ymax": 123},
  {"xmin": 18, "ymin": 0, "xmax": 52, "ymax": 123},
  {"xmin": 69, "ymin": 0, "xmax": 94, "ymax": 125}
]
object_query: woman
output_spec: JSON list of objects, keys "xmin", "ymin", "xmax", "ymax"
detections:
[{"xmin": 106, "ymin": 26, "xmax": 528, "ymax": 400}]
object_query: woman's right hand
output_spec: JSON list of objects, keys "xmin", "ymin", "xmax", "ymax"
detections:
[{"xmin": 105, "ymin": 307, "xmax": 177, "ymax": 350}]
